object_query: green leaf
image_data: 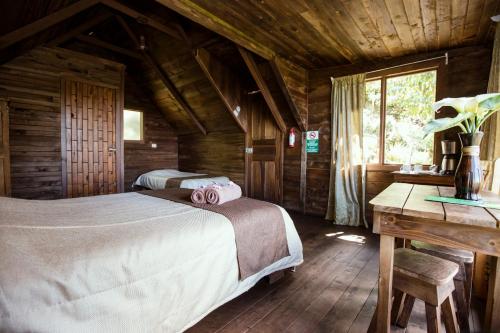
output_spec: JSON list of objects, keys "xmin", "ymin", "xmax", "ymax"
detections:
[
  {"xmin": 478, "ymin": 93, "xmax": 500, "ymax": 111},
  {"xmin": 432, "ymin": 97, "xmax": 476, "ymax": 113},
  {"xmin": 423, "ymin": 112, "xmax": 473, "ymax": 137}
]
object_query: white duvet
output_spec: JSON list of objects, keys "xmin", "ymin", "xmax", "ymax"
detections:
[
  {"xmin": 133, "ymin": 169, "xmax": 231, "ymax": 190},
  {"xmin": 0, "ymin": 193, "xmax": 303, "ymax": 332}
]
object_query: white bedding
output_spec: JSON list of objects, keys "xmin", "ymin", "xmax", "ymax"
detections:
[
  {"xmin": 133, "ymin": 169, "xmax": 231, "ymax": 190},
  {"xmin": 0, "ymin": 193, "xmax": 303, "ymax": 333}
]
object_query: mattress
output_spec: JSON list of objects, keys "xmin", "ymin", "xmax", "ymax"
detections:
[
  {"xmin": 133, "ymin": 169, "xmax": 231, "ymax": 190},
  {"xmin": 0, "ymin": 193, "xmax": 303, "ymax": 333}
]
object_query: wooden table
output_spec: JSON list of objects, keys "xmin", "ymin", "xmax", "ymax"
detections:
[
  {"xmin": 392, "ymin": 171, "xmax": 454, "ymax": 187},
  {"xmin": 370, "ymin": 183, "xmax": 500, "ymax": 332}
]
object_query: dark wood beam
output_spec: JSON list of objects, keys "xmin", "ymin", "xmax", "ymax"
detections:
[
  {"xmin": 116, "ymin": 15, "xmax": 207, "ymax": 135},
  {"xmin": 238, "ymin": 47, "xmax": 287, "ymax": 132},
  {"xmin": 270, "ymin": 57, "xmax": 308, "ymax": 132},
  {"xmin": 48, "ymin": 12, "xmax": 112, "ymax": 46},
  {"xmin": 101, "ymin": 0, "xmax": 182, "ymax": 40},
  {"xmin": 0, "ymin": 0, "xmax": 100, "ymax": 49},
  {"xmin": 75, "ymin": 35, "xmax": 142, "ymax": 59},
  {"xmin": 194, "ymin": 48, "xmax": 247, "ymax": 133},
  {"xmin": 155, "ymin": 0, "xmax": 276, "ymax": 61}
]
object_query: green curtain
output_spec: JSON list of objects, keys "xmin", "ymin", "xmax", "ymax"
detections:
[
  {"xmin": 482, "ymin": 23, "xmax": 500, "ymax": 189},
  {"xmin": 325, "ymin": 74, "xmax": 367, "ymax": 227}
]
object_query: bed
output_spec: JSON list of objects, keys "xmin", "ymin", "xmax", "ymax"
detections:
[
  {"xmin": 133, "ymin": 169, "xmax": 231, "ymax": 190},
  {"xmin": 0, "ymin": 191, "xmax": 303, "ymax": 333}
]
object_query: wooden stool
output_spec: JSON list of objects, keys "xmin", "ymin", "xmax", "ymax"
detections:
[
  {"xmin": 412, "ymin": 240, "xmax": 474, "ymax": 332},
  {"xmin": 391, "ymin": 248, "xmax": 460, "ymax": 333}
]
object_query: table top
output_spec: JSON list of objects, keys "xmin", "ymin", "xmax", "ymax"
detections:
[
  {"xmin": 370, "ymin": 183, "xmax": 500, "ymax": 229},
  {"xmin": 391, "ymin": 171, "xmax": 451, "ymax": 177}
]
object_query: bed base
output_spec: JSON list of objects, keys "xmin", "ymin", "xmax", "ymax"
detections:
[{"xmin": 267, "ymin": 267, "xmax": 296, "ymax": 284}]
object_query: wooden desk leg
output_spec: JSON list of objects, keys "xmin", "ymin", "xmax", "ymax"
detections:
[
  {"xmin": 377, "ymin": 235, "xmax": 395, "ymax": 333},
  {"xmin": 486, "ymin": 257, "xmax": 500, "ymax": 332}
]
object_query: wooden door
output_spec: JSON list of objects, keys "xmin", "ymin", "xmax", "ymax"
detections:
[
  {"xmin": 247, "ymin": 100, "xmax": 283, "ymax": 203},
  {"xmin": 0, "ymin": 99, "xmax": 11, "ymax": 196},
  {"xmin": 61, "ymin": 79, "xmax": 121, "ymax": 198}
]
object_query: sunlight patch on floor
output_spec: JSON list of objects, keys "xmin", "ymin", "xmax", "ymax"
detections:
[{"xmin": 325, "ymin": 231, "xmax": 366, "ymax": 244}]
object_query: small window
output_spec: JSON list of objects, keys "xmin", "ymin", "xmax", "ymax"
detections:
[
  {"xmin": 124, "ymin": 110, "xmax": 143, "ymax": 141},
  {"xmin": 363, "ymin": 68, "xmax": 437, "ymax": 165}
]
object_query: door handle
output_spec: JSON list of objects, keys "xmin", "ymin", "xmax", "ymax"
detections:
[{"xmin": 108, "ymin": 147, "xmax": 117, "ymax": 152}]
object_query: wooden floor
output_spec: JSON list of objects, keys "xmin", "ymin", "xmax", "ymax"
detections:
[{"xmin": 188, "ymin": 213, "xmax": 485, "ymax": 333}]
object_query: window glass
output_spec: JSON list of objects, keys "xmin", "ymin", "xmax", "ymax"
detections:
[
  {"xmin": 124, "ymin": 110, "xmax": 143, "ymax": 141},
  {"xmin": 384, "ymin": 71, "xmax": 436, "ymax": 164},
  {"xmin": 363, "ymin": 80, "xmax": 381, "ymax": 164}
]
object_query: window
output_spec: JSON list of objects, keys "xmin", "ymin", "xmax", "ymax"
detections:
[
  {"xmin": 124, "ymin": 110, "xmax": 143, "ymax": 141},
  {"xmin": 363, "ymin": 68, "xmax": 437, "ymax": 165}
]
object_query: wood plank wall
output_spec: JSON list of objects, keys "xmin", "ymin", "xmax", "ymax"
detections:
[
  {"xmin": 307, "ymin": 46, "xmax": 492, "ymax": 218},
  {"xmin": 0, "ymin": 47, "xmax": 123, "ymax": 199},
  {"xmin": 124, "ymin": 75, "xmax": 178, "ymax": 190},
  {"xmin": 178, "ymin": 131, "xmax": 246, "ymax": 187},
  {"xmin": 283, "ymin": 129, "xmax": 304, "ymax": 211}
]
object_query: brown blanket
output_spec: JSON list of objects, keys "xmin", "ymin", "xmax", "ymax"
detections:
[
  {"xmin": 139, "ymin": 189, "xmax": 290, "ymax": 279},
  {"xmin": 165, "ymin": 175, "xmax": 213, "ymax": 188}
]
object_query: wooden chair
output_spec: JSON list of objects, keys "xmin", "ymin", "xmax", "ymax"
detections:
[
  {"xmin": 411, "ymin": 240, "xmax": 473, "ymax": 332},
  {"xmin": 391, "ymin": 248, "xmax": 460, "ymax": 333}
]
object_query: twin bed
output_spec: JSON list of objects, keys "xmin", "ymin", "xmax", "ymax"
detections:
[
  {"xmin": 0, "ymin": 186, "xmax": 303, "ymax": 332},
  {"xmin": 133, "ymin": 169, "xmax": 231, "ymax": 190}
]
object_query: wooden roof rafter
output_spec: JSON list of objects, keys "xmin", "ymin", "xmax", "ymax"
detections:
[
  {"xmin": 238, "ymin": 47, "xmax": 287, "ymax": 133},
  {"xmin": 270, "ymin": 57, "xmax": 308, "ymax": 132},
  {"xmin": 0, "ymin": 0, "xmax": 183, "ymax": 51},
  {"xmin": 0, "ymin": 0, "xmax": 101, "ymax": 49},
  {"xmin": 100, "ymin": 0, "xmax": 183, "ymax": 41},
  {"xmin": 74, "ymin": 35, "xmax": 142, "ymax": 59},
  {"xmin": 47, "ymin": 11, "xmax": 113, "ymax": 47},
  {"xmin": 115, "ymin": 15, "xmax": 207, "ymax": 136},
  {"xmin": 194, "ymin": 48, "xmax": 247, "ymax": 133},
  {"xmin": 155, "ymin": 0, "xmax": 282, "ymax": 64}
]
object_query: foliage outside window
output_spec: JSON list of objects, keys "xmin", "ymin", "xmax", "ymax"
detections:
[
  {"xmin": 363, "ymin": 69, "xmax": 437, "ymax": 165},
  {"xmin": 124, "ymin": 110, "xmax": 143, "ymax": 141}
]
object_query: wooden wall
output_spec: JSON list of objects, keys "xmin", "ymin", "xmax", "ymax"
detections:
[
  {"xmin": 306, "ymin": 73, "xmax": 331, "ymax": 215},
  {"xmin": 178, "ymin": 131, "xmax": 246, "ymax": 187},
  {"xmin": 124, "ymin": 75, "xmax": 178, "ymax": 190},
  {"xmin": 283, "ymin": 129, "xmax": 304, "ymax": 211},
  {"xmin": 0, "ymin": 47, "xmax": 123, "ymax": 199},
  {"xmin": 307, "ymin": 46, "xmax": 492, "ymax": 218}
]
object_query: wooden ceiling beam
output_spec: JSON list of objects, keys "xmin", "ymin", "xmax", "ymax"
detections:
[
  {"xmin": 0, "ymin": 0, "xmax": 100, "ymax": 49},
  {"xmin": 75, "ymin": 35, "xmax": 143, "ymax": 59},
  {"xmin": 270, "ymin": 57, "xmax": 308, "ymax": 132},
  {"xmin": 48, "ymin": 12, "xmax": 112, "ymax": 46},
  {"xmin": 155, "ymin": 0, "xmax": 276, "ymax": 61},
  {"xmin": 238, "ymin": 47, "xmax": 287, "ymax": 132},
  {"xmin": 116, "ymin": 15, "xmax": 207, "ymax": 135},
  {"xmin": 194, "ymin": 48, "xmax": 247, "ymax": 133},
  {"xmin": 101, "ymin": 0, "xmax": 183, "ymax": 40}
]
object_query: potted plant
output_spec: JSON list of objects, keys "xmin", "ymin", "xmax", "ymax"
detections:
[{"xmin": 424, "ymin": 93, "xmax": 500, "ymax": 200}]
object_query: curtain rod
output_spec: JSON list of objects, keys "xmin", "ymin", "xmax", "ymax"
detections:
[
  {"xmin": 331, "ymin": 52, "xmax": 448, "ymax": 81},
  {"xmin": 365, "ymin": 52, "xmax": 448, "ymax": 75}
]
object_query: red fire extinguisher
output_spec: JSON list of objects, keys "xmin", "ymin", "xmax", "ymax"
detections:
[{"xmin": 289, "ymin": 128, "xmax": 296, "ymax": 148}]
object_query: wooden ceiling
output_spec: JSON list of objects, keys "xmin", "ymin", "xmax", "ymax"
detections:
[
  {"xmin": 157, "ymin": 0, "xmax": 500, "ymax": 68},
  {"xmin": 1, "ymin": 0, "xmax": 499, "ymax": 135}
]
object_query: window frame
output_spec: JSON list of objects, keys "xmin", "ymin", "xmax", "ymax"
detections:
[
  {"xmin": 123, "ymin": 109, "xmax": 144, "ymax": 143},
  {"xmin": 365, "ymin": 59, "xmax": 443, "ymax": 166}
]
